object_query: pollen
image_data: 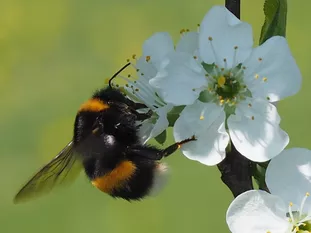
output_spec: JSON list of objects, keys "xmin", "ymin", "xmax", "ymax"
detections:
[
  {"xmin": 255, "ymin": 74, "xmax": 259, "ymax": 79},
  {"xmin": 263, "ymin": 77, "xmax": 268, "ymax": 82},
  {"xmin": 200, "ymin": 115, "xmax": 204, "ymax": 120},
  {"xmin": 251, "ymin": 116, "xmax": 255, "ymax": 120},
  {"xmin": 289, "ymin": 202, "xmax": 293, "ymax": 206},
  {"xmin": 208, "ymin": 36, "xmax": 213, "ymax": 41},
  {"xmin": 132, "ymin": 54, "xmax": 137, "ymax": 59},
  {"xmin": 220, "ymin": 99, "xmax": 225, "ymax": 105},
  {"xmin": 177, "ymin": 144, "xmax": 181, "ymax": 149},
  {"xmin": 266, "ymin": 231, "xmax": 271, "ymax": 233},
  {"xmin": 306, "ymin": 192, "xmax": 310, "ymax": 196},
  {"xmin": 217, "ymin": 76, "xmax": 226, "ymax": 87},
  {"xmin": 146, "ymin": 56, "xmax": 151, "ymax": 62}
]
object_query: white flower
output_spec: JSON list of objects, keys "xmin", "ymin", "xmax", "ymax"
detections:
[
  {"xmin": 119, "ymin": 32, "xmax": 198, "ymax": 143},
  {"xmin": 150, "ymin": 6, "xmax": 301, "ymax": 164},
  {"xmin": 226, "ymin": 148, "xmax": 311, "ymax": 233}
]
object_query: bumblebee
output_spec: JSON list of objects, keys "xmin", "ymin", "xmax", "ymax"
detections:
[{"xmin": 14, "ymin": 63, "xmax": 196, "ymax": 203}]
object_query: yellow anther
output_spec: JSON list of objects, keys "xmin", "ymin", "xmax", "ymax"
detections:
[
  {"xmin": 242, "ymin": 66, "xmax": 246, "ymax": 70},
  {"xmin": 219, "ymin": 96, "xmax": 223, "ymax": 100},
  {"xmin": 223, "ymin": 58, "xmax": 227, "ymax": 62},
  {"xmin": 255, "ymin": 74, "xmax": 259, "ymax": 79},
  {"xmin": 266, "ymin": 96, "xmax": 270, "ymax": 101},
  {"xmin": 126, "ymin": 58, "xmax": 130, "ymax": 62},
  {"xmin": 234, "ymin": 46, "xmax": 238, "ymax": 49},
  {"xmin": 295, "ymin": 226, "xmax": 299, "ymax": 232},
  {"xmin": 186, "ymin": 29, "xmax": 190, "ymax": 32},
  {"xmin": 197, "ymin": 23, "xmax": 200, "ymax": 27},
  {"xmin": 132, "ymin": 54, "xmax": 137, "ymax": 59},
  {"xmin": 127, "ymin": 74, "xmax": 131, "ymax": 78},
  {"xmin": 180, "ymin": 29, "xmax": 185, "ymax": 34},
  {"xmin": 200, "ymin": 115, "xmax": 204, "ymax": 120},
  {"xmin": 135, "ymin": 88, "xmax": 139, "ymax": 92},
  {"xmin": 266, "ymin": 231, "xmax": 271, "ymax": 233},
  {"xmin": 217, "ymin": 76, "xmax": 226, "ymax": 87},
  {"xmin": 258, "ymin": 57, "xmax": 262, "ymax": 61},
  {"xmin": 220, "ymin": 99, "xmax": 225, "ymax": 104},
  {"xmin": 251, "ymin": 116, "xmax": 255, "ymax": 120},
  {"xmin": 263, "ymin": 77, "xmax": 268, "ymax": 82},
  {"xmin": 306, "ymin": 192, "xmax": 310, "ymax": 196},
  {"xmin": 104, "ymin": 78, "xmax": 110, "ymax": 84},
  {"xmin": 208, "ymin": 36, "xmax": 213, "ymax": 41},
  {"xmin": 289, "ymin": 202, "xmax": 293, "ymax": 206},
  {"xmin": 207, "ymin": 87, "xmax": 212, "ymax": 92},
  {"xmin": 193, "ymin": 55, "xmax": 197, "ymax": 59},
  {"xmin": 221, "ymin": 68, "xmax": 225, "ymax": 71},
  {"xmin": 136, "ymin": 68, "xmax": 140, "ymax": 72},
  {"xmin": 177, "ymin": 144, "xmax": 181, "ymax": 149},
  {"xmin": 248, "ymin": 103, "xmax": 252, "ymax": 107},
  {"xmin": 146, "ymin": 56, "xmax": 151, "ymax": 62},
  {"xmin": 226, "ymin": 99, "xmax": 230, "ymax": 103},
  {"xmin": 231, "ymin": 101, "xmax": 236, "ymax": 105},
  {"xmin": 125, "ymin": 83, "xmax": 129, "ymax": 87}
]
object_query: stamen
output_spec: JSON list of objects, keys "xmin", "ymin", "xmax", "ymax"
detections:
[
  {"xmin": 288, "ymin": 202, "xmax": 295, "ymax": 224},
  {"xmin": 180, "ymin": 29, "xmax": 186, "ymax": 34},
  {"xmin": 251, "ymin": 116, "xmax": 255, "ymax": 120},
  {"xmin": 258, "ymin": 57, "xmax": 263, "ymax": 62},
  {"xmin": 200, "ymin": 115, "xmax": 204, "ymax": 120},
  {"xmin": 223, "ymin": 58, "xmax": 227, "ymax": 69},
  {"xmin": 254, "ymin": 74, "xmax": 259, "ymax": 79},
  {"xmin": 232, "ymin": 46, "xmax": 238, "ymax": 68},
  {"xmin": 263, "ymin": 77, "xmax": 268, "ymax": 82},
  {"xmin": 132, "ymin": 54, "xmax": 137, "ymax": 60},
  {"xmin": 248, "ymin": 103, "xmax": 252, "ymax": 107},
  {"xmin": 126, "ymin": 58, "xmax": 130, "ymax": 62},
  {"xmin": 299, "ymin": 192, "xmax": 310, "ymax": 218},
  {"xmin": 193, "ymin": 55, "xmax": 198, "ymax": 60},
  {"xmin": 146, "ymin": 56, "xmax": 151, "ymax": 62},
  {"xmin": 267, "ymin": 96, "xmax": 270, "ymax": 101}
]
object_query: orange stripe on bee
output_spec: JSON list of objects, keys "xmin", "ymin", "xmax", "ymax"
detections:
[
  {"xmin": 91, "ymin": 161, "xmax": 136, "ymax": 193},
  {"xmin": 79, "ymin": 98, "xmax": 109, "ymax": 112}
]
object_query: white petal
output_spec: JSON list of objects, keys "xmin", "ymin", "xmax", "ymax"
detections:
[
  {"xmin": 176, "ymin": 32, "xmax": 199, "ymax": 54},
  {"xmin": 142, "ymin": 32, "xmax": 174, "ymax": 70},
  {"xmin": 244, "ymin": 36, "xmax": 302, "ymax": 102},
  {"xmin": 266, "ymin": 148, "xmax": 311, "ymax": 212},
  {"xmin": 174, "ymin": 101, "xmax": 229, "ymax": 165},
  {"xmin": 136, "ymin": 57, "xmax": 158, "ymax": 80},
  {"xmin": 149, "ymin": 52, "xmax": 207, "ymax": 106},
  {"xmin": 228, "ymin": 98, "xmax": 289, "ymax": 162},
  {"xmin": 149, "ymin": 104, "xmax": 173, "ymax": 139},
  {"xmin": 199, "ymin": 6, "xmax": 253, "ymax": 68},
  {"xmin": 138, "ymin": 120, "xmax": 154, "ymax": 144},
  {"xmin": 138, "ymin": 105, "xmax": 172, "ymax": 144},
  {"xmin": 227, "ymin": 190, "xmax": 291, "ymax": 233}
]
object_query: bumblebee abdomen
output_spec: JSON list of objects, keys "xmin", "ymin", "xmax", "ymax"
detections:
[{"xmin": 89, "ymin": 159, "xmax": 168, "ymax": 200}]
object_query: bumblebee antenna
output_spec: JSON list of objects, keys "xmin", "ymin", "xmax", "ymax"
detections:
[{"xmin": 109, "ymin": 63, "xmax": 131, "ymax": 88}]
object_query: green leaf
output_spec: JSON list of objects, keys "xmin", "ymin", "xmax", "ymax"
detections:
[
  {"xmin": 154, "ymin": 130, "xmax": 167, "ymax": 145},
  {"xmin": 259, "ymin": 0, "xmax": 287, "ymax": 45}
]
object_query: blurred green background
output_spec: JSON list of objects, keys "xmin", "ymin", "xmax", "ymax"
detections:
[{"xmin": 0, "ymin": 0, "xmax": 309, "ymax": 232}]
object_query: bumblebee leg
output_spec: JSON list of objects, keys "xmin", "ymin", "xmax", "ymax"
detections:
[
  {"xmin": 160, "ymin": 135, "xmax": 196, "ymax": 158},
  {"xmin": 128, "ymin": 135, "xmax": 196, "ymax": 160}
]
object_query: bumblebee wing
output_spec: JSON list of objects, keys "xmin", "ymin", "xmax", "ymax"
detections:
[{"xmin": 14, "ymin": 141, "xmax": 83, "ymax": 203}]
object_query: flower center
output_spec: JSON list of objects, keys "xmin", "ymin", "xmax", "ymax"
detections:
[
  {"xmin": 200, "ymin": 62, "xmax": 251, "ymax": 112},
  {"xmin": 215, "ymin": 74, "xmax": 242, "ymax": 99},
  {"xmin": 287, "ymin": 192, "xmax": 311, "ymax": 233}
]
